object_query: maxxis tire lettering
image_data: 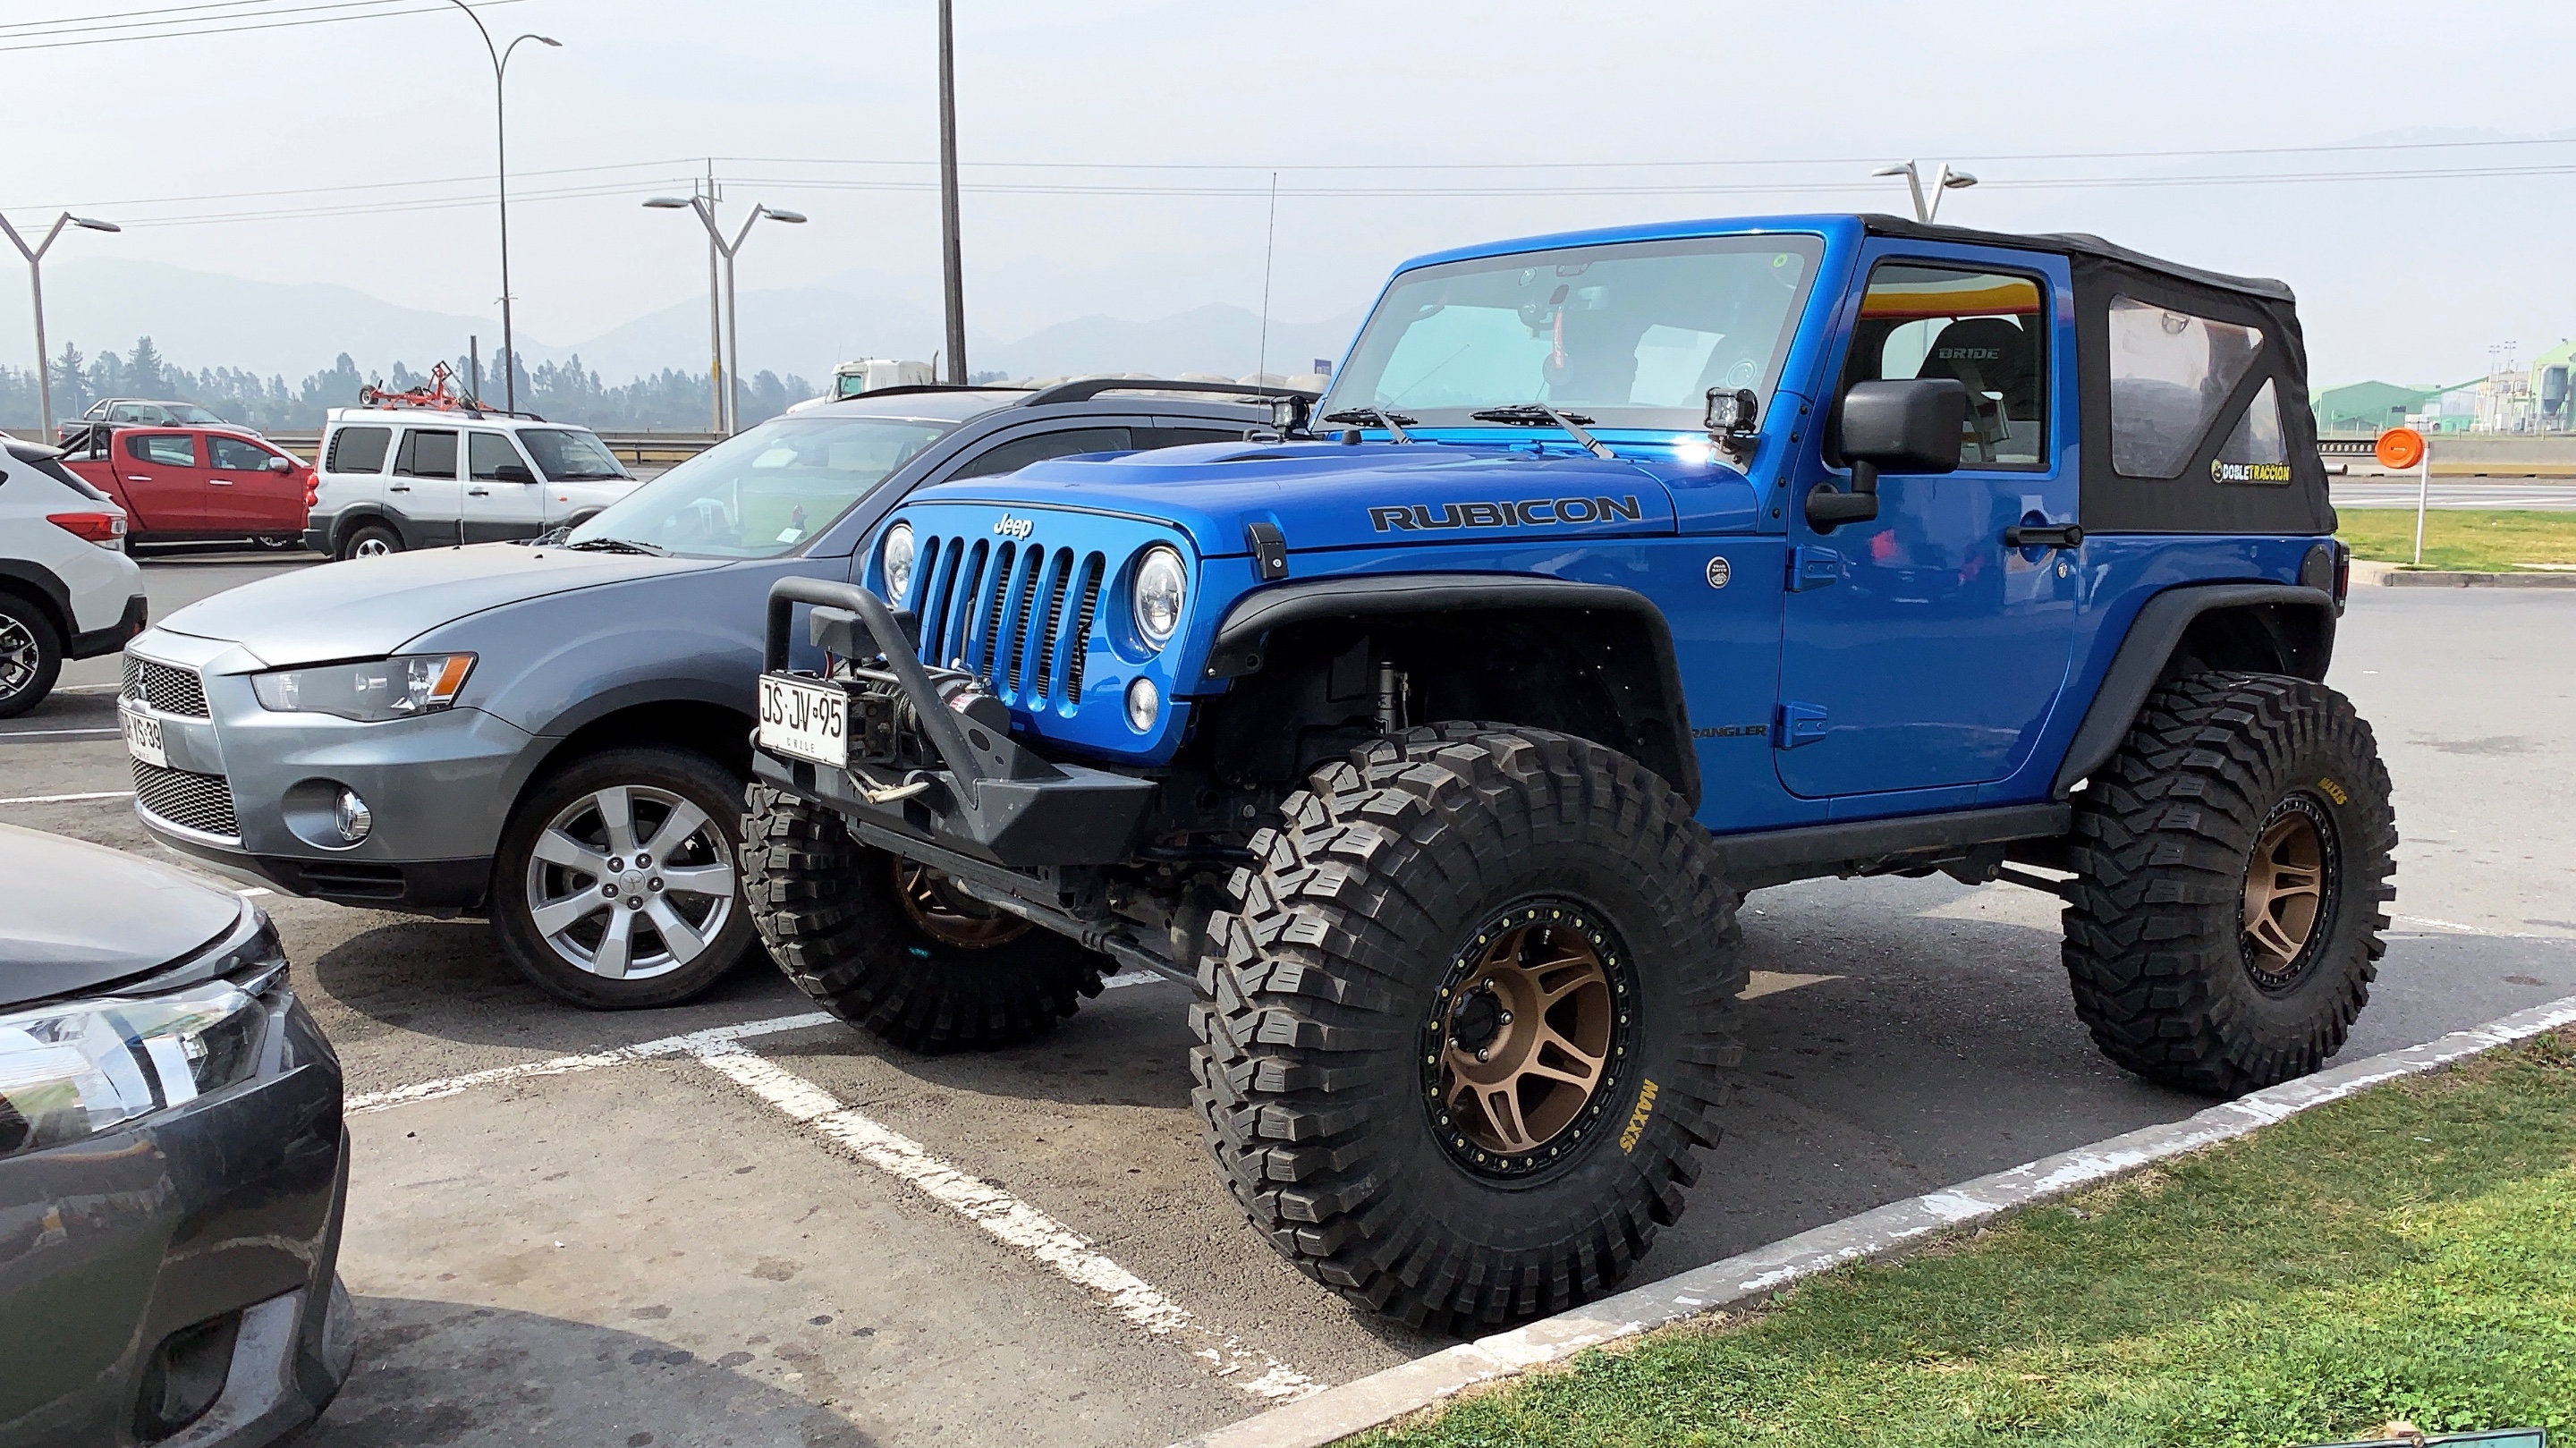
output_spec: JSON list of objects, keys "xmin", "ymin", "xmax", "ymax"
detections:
[{"xmin": 1190, "ymin": 722, "xmax": 1744, "ymax": 1332}]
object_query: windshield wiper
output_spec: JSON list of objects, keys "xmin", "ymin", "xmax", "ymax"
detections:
[
  {"xmin": 1321, "ymin": 407, "xmax": 1418, "ymax": 444},
  {"xmin": 1469, "ymin": 403, "xmax": 1616, "ymax": 460},
  {"xmin": 563, "ymin": 536, "xmax": 671, "ymax": 556}
]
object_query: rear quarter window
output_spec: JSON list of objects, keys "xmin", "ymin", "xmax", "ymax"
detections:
[{"xmin": 326, "ymin": 425, "xmax": 393, "ymax": 474}]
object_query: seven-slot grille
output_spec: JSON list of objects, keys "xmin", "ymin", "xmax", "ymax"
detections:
[
  {"xmin": 906, "ymin": 535, "xmax": 1107, "ymax": 714},
  {"xmin": 131, "ymin": 760, "xmax": 240, "ymax": 839},
  {"xmin": 123, "ymin": 655, "xmax": 209, "ymax": 717}
]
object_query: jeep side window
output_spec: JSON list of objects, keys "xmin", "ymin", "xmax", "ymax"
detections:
[
  {"xmin": 1840, "ymin": 263, "xmax": 2047, "ymax": 467},
  {"xmin": 2105, "ymin": 295, "xmax": 2265, "ymax": 478},
  {"xmin": 393, "ymin": 428, "xmax": 460, "ymax": 478},
  {"xmin": 951, "ymin": 428, "xmax": 1132, "ymax": 478},
  {"xmin": 326, "ymin": 426, "xmax": 392, "ymax": 473},
  {"xmin": 2215, "ymin": 379, "xmax": 2288, "ymax": 470}
]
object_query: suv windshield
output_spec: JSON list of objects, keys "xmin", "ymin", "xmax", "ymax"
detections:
[
  {"xmin": 520, "ymin": 428, "xmax": 628, "ymax": 481},
  {"xmin": 1324, "ymin": 233, "xmax": 1824, "ymax": 432},
  {"xmin": 565, "ymin": 414, "xmax": 952, "ymax": 558}
]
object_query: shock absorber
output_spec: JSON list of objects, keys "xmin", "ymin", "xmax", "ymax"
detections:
[{"xmin": 1375, "ymin": 659, "xmax": 1409, "ymax": 734}]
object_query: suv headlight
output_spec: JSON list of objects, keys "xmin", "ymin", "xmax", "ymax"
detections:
[
  {"xmin": 0, "ymin": 981, "xmax": 266, "ymax": 1161},
  {"xmin": 882, "ymin": 522, "xmax": 917, "ymax": 602},
  {"xmin": 1132, "ymin": 546, "xmax": 1187, "ymax": 649},
  {"xmin": 251, "ymin": 653, "xmax": 475, "ymax": 721}
]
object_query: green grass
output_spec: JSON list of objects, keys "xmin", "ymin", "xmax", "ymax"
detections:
[
  {"xmin": 2336, "ymin": 509, "xmax": 2576, "ymax": 572},
  {"xmin": 1356, "ymin": 1032, "xmax": 2576, "ymax": 1448}
]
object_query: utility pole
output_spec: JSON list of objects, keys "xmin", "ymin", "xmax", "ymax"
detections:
[
  {"xmin": 703, "ymin": 165, "xmax": 724, "ymax": 433},
  {"xmin": 936, "ymin": 0, "xmax": 967, "ymax": 384},
  {"xmin": 0, "ymin": 211, "xmax": 119, "ymax": 436}
]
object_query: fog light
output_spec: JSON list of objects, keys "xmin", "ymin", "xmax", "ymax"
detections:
[
  {"xmin": 335, "ymin": 788, "xmax": 372, "ymax": 843},
  {"xmin": 1124, "ymin": 676, "xmax": 1160, "ymax": 732}
]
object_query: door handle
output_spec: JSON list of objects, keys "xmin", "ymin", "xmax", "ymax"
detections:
[
  {"xmin": 2004, "ymin": 522, "xmax": 2084, "ymax": 550},
  {"xmin": 208, "ymin": 478, "xmax": 234, "ymax": 486},
  {"xmin": 125, "ymin": 474, "xmax": 152, "ymax": 482},
  {"xmin": 467, "ymin": 486, "xmax": 491, "ymax": 496},
  {"xmin": 389, "ymin": 482, "xmax": 411, "ymax": 491}
]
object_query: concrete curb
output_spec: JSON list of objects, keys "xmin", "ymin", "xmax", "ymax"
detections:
[
  {"xmin": 1176, "ymin": 994, "xmax": 2576, "ymax": 1448},
  {"xmin": 2381, "ymin": 569, "xmax": 2576, "ymax": 588}
]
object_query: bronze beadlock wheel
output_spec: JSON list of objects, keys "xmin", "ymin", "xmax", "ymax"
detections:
[
  {"xmin": 2241, "ymin": 794, "xmax": 2339, "ymax": 990},
  {"xmin": 893, "ymin": 859, "xmax": 1034, "ymax": 950},
  {"xmin": 1423, "ymin": 900, "xmax": 1638, "ymax": 1180}
]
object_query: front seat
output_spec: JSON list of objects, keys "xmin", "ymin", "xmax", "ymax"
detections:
[{"xmin": 1915, "ymin": 317, "xmax": 2040, "ymax": 463}]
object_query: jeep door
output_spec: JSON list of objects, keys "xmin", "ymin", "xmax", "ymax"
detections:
[
  {"xmin": 1774, "ymin": 243, "xmax": 2081, "ymax": 801},
  {"xmin": 388, "ymin": 427, "xmax": 466, "ymax": 546},
  {"xmin": 462, "ymin": 431, "xmax": 547, "ymax": 541}
]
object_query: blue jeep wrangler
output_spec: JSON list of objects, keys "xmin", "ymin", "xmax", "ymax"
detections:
[{"xmin": 741, "ymin": 213, "xmax": 2394, "ymax": 1331}]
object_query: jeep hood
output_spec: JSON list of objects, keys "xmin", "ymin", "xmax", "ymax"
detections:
[
  {"xmin": 158, "ymin": 544, "xmax": 728, "ymax": 666},
  {"xmin": 898, "ymin": 438, "xmax": 1758, "ymax": 556}
]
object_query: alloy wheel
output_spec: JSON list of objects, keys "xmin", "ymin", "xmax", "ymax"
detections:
[
  {"xmin": 2241, "ymin": 795, "xmax": 2338, "ymax": 989},
  {"xmin": 0, "ymin": 617, "xmax": 35, "ymax": 699},
  {"xmin": 1425, "ymin": 902, "xmax": 1633, "ymax": 1176},
  {"xmin": 352, "ymin": 537, "xmax": 391, "ymax": 558},
  {"xmin": 522, "ymin": 783, "xmax": 736, "ymax": 980}
]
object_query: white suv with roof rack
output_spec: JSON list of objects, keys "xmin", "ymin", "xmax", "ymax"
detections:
[{"xmin": 303, "ymin": 406, "xmax": 640, "ymax": 560}]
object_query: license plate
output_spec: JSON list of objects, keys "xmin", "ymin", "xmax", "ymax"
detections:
[
  {"xmin": 758, "ymin": 675, "xmax": 848, "ymax": 767},
  {"xmin": 121, "ymin": 705, "xmax": 167, "ymax": 769}
]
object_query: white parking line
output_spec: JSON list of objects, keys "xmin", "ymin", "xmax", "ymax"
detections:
[
  {"xmin": 2394, "ymin": 913, "xmax": 2574, "ymax": 943},
  {"xmin": 0, "ymin": 789, "xmax": 134, "ymax": 805},
  {"xmin": 345, "ymin": 1012, "xmax": 838, "ymax": 1113},
  {"xmin": 0, "ymin": 727, "xmax": 122, "ymax": 739},
  {"xmin": 695, "ymin": 1043, "xmax": 1324, "ymax": 1403}
]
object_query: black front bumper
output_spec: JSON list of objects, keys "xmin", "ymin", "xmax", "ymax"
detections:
[
  {"xmin": 0, "ymin": 988, "xmax": 355, "ymax": 1446},
  {"xmin": 755, "ymin": 578, "xmax": 1157, "ymax": 870},
  {"xmin": 147, "ymin": 827, "xmax": 492, "ymax": 916}
]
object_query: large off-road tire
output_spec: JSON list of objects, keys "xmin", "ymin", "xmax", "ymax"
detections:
[
  {"xmin": 2063, "ymin": 672, "xmax": 2396, "ymax": 1097},
  {"xmin": 493, "ymin": 747, "xmax": 758, "ymax": 1010},
  {"xmin": 741, "ymin": 783, "xmax": 1107, "ymax": 1051},
  {"xmin": 1192, "ymin": 724, "xmax": 1744, "ymax": 1333}
]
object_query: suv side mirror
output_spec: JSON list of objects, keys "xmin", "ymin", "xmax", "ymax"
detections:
[
  {"xmin": 1808, "ymin": 378, "xmax": 1970, "ymax": 530},
  {"xmin": 493, "ymin": 463, "xmax": 537, "ymax": 484}
]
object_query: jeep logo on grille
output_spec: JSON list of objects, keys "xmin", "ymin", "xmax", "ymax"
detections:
[{"xmin": 993, "ymin": 514, "xmax": 1034, "ymax": 539}]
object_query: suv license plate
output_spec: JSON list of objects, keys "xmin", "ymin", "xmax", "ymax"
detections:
[
  {"xmin": 121, "ymin": 706, "xmax": 168, "ymax": 769},
  {"xmin": 758, "ymin": 675, "xmax": 848, "ymax": 767}
]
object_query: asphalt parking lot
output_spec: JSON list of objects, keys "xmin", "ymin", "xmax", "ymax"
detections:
[{"xmin": 6, "ymin": 549, "xmax": 2572, "ymax": 1447}]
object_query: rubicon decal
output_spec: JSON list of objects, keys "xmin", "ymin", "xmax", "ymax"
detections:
[{"xmin": 1368, "ymin": 495, "xmax": 1646, "ymax": 532}]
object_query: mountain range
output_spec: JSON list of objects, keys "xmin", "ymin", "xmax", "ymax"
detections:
[{"xmin": 0, "ymin": 258, "xmax": 1362, "ymax": 388}]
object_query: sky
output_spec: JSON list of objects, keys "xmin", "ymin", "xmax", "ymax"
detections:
[{"xmin": 9, "ymin": 0, "xmax": 2576, "ymax": 388}]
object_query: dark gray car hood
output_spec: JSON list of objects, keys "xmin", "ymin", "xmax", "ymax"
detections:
[
  {"xmin": 0, "ymin": 824, "xmax": 247, "ymax": 1005},
  {"xmin": 159, "ymin": 544, "xmax": 729, "ymax": 665}
]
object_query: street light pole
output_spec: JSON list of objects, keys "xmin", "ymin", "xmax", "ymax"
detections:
[
  {"xmin": 1870, "ymin": 159, "xmax": 1978, "ymax": 224},
  {"xmin": 645, "ymin": 197, "xmax": 806, "ymax": 433},
  {"xmin": 936, "ymin": 0, "xmax": 966, "ymax": 384},
  {"xmin": 444, "ymin": 0, "xmax": 558, "ymax": 412},
  {"xmin": 0, "ymin": 211, "xmax": 119, "ymax": 436}
]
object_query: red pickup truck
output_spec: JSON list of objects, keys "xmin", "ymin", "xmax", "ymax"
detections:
[{"xmin": 57, "ymin": 422, "xmax": 314, "ymax": 549}]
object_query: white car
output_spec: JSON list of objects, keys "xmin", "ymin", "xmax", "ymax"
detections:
[
  {"xmin": 302, "ymin": 407, "xmax": 641, "ymax": 561},
  {"xmin": 0, "ymin": 439, "xmax": 148, "ymax": 717}
]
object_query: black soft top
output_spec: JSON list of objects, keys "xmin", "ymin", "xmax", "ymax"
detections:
[{"xmin": 1860, "ymin": 215, "xmax": 2295, "ymax": 304}]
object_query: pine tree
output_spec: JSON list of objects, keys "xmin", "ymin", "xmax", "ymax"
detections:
[
  {"xmin": 126, "ymin": 335, "xmax": 165, "ymax": 396},
  {"xmin": 49, "ymin": 343, "xmax": 88, "ymax": 416}
]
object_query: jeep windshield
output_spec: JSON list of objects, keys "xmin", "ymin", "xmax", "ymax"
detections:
[
  {"xmin": 564, "ymin": 414, "xmax": 951, "ymax": 559},
  {"xmin": 1323, "ymin": 233, "xmax": 1824, "ymax": 433}
]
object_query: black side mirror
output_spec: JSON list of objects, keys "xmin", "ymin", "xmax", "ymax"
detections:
[
  {"xmin": 493, "ymin": 463, "xmax": 537, "ymax": 484},
  {"xmin": 1807, "ymin": 378, "xmax": 1970, "ymax": 530}
]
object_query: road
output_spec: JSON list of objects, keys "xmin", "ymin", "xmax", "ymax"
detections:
[
  {"xmin": 2331, "ymin": 478, "xmax": 2576, "ymax": 510},
  {"xmin": 3, "ymin": 559, "xmax": 2569, "ymax": 1447}
]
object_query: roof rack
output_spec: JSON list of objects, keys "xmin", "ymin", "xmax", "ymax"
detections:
[
  {"xmin": 821, "ymin": 383, "xmax": 1034, "ymax": 403},
  {"xmin": 353, "ymin": 361, "xmax": 547, "ymax": 421},
  {"xmin": 1018, "ymin": 377, "xmax": 1320, "ymax": 409}
]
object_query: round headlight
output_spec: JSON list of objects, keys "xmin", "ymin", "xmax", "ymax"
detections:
[
  {"xmin": 881, "ymin": 522, "xmax": 917, "ymax": 603},
  {"xmin": 1132, "ymin": 546, "xmax": 1187, "ymax": 649}
]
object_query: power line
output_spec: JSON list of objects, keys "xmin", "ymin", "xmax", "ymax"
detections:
[
  {"xmin": 3, "ymin": 0, "xmax": 429, "ymax": 39},
  {"xmin": 0, "ymin": 0, "xmax": 521, "ymax": 51}
]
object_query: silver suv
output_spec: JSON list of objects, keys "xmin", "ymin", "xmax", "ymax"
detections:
[{"xmin": 121, "ymin": 383, "xmax": 1291, "ymax": 1008}]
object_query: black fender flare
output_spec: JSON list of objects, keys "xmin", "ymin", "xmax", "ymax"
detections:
[
  {"xmin": 2052, "ymin": 582, "xmax": 2337, "ymax": 797},
  {"xmin": 0, "ymin": 559, "xmax": 74, "ymax": 642},
  {"xmin": 1205, "ymin": 572, "xmax": 1699, "ymax": 808},
  {"xmin": 331, "ymin": 504, "xmax": 418, "ymax": 553}
]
